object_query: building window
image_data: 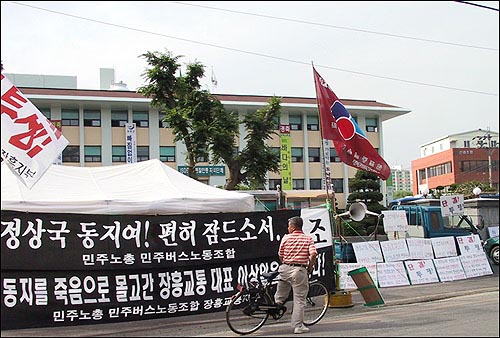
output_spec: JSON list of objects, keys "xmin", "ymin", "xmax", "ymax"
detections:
[
  {"xmin": 293, "ymin": 179, "xmax": 305, "ymax": 190},
  {"xmin": 83, "ymin": 110, "xmax": 101, "ymax": 127},
  {"xmin": 310, "ymin": 179, "xmax": 322, "ymax": 189},
  {"xmin": 160, "ymin": 146, "xmax": 175, "ymax": 162},
  {"xmin": 273, "ymin": 115, "xmax": 280, "ymax": 130},
  {"xmin": 159, "ymin": 114, "xmax": 170, "ymax": 128},
  {"xmin": 289, "ymin": 115, "xmax": 302, "ymax": 131},
  {"xmin": 62, "ymin": 146, "xmax": 79, "ymax": 163},
  {"xmin": 38, "ymin": 107, "xmax": 51, "ymax": 119},
  {"xmin": 428, "ymin": 162, "xmax": 452, "ymax": 177},
  {"xmin": 307, "ymin": 116, "xmax": 319, "ymax": 131},
  {"xmin": 84, "ymin": 146, "xmax": 101, "ymax": 162},
  {"xmin": 111, "ymin": 110, "xmax": 128, "ymax": 127},
  {"xmin": 331, "ymin": 178, "xmax": 344, "ymax": 193},
  {"xmin": 112, "ymin": 146, "xmax": 126, "ymax": 163},
  {"xmin": 308, "ymin": 148, "xmax": 320, "ymax": 162},
  {"xmin": 269, "ymin": 179, "xmax": 282, "ymax": 190},
  {"xmin": 137, "ymin": 146, "xmax": 149, "ymax": 162},
  {"xmin": 330, "ymin": 148, "xmax": 341, "ymax": 162},
  {"xmin": 197, "ymin": 154, "xmax": 209, "ymax": 162},
  {"xmin": 291, "ymin": 147, "xmax": 303, "ymax": 162},
  {"xmin": 133, "ymin": 111, "xmax": 149, "ymax": 128},
  {"xmin": 418, "ymin": 169, "xmax": 427, "ymax": 180},
  {"xmin": 365, "ymin": 118, "xmax": 378, "ymax": 132},
  {"xmin": 460, "ymin": 160, "xmax": 488, "ymax": 173},
  {"xmin": 464, "ymin": 140, "xmax": 470, "ymax": 147},
  {"xmin": 61, "ymin": 109, "xmax": 79, "ymax": 126}
]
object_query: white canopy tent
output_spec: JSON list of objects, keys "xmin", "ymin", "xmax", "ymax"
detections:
[{"xmin": 1, "ymin": 159, "xmax": 255, "ymax": 215}]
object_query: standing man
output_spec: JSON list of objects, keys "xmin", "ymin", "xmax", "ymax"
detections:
[{"xmin": 274, "ymin": 216, "xmax": 318, "ymax": 334}]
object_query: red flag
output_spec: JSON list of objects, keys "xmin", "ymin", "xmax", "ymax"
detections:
[{"xmin": 313, "ymin": 66, "xmax": 390, "ymax": 180}]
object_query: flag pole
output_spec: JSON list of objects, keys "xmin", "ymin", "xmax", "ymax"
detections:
[
  {"xmin": 312, "ymin": 64, "xmax": 334, "ymax": 208},
  {"xmin": 312, "ymin": 62, "xmax": 337, "ymax": 284},
  {"xmin": 312, "ymin": 63, "xmax": 353, "ymax": 307}
]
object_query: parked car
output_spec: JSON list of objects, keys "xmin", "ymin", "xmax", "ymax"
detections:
[{"xmin": 483, "ymin": 236, "xmax": 499, "ymax": 265}]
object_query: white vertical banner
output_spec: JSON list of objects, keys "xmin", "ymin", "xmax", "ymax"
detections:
[
  {"xmin": 125, "ymin": 122, "xmax": 137, "ymax": 163},
  {"xmin": 51, "ymin": 120, "xmax": 63, "ymax": 165},
  {"xmin": 1, "ymin": 74, "xmax": 69, "ymax": 189},
  {"xmin": 322, "ymin": 139, "xmax": 331, "ymax": 190}
]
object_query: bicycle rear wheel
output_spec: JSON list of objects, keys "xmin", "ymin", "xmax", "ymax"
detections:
[
  {"xmin": 303, "ymin": 281, "xmax": 329, "ymax": 326},
  {"xmin": 226, "ymin": 288, "xmax": 271, "ymax": 335}
]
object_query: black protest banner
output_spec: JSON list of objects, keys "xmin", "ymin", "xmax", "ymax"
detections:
[{"xmin": 1, "ymin": 209, "xmax": 334, "ymax": 329}]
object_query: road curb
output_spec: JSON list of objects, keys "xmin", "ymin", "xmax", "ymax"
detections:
[{"xmin": 383, "ymin": 286, "xmax": 499, "ymax": 306}]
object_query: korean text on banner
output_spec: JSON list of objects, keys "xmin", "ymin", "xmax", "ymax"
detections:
[
  {"xmin": 1, "ymin": 74, "xmax": 69, "ymax": 189},
  {"xmin": 312, "ymin": 66, "xmax": 390, "ymax": 180}
]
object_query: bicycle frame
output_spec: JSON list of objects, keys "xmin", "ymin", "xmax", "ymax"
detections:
[{"xmin": 226, "ymin": 271, "xmax": 329, "ymax": 335}]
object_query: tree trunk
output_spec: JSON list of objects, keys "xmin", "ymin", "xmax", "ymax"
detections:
[{"xmin": 225, "ymin": 160, "xmax": 242, "ymax": 190}]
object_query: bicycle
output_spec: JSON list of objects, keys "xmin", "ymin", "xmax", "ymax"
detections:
[{"xmin": 225, "ymin": 270, "xmax": 329, "ymax": 335}]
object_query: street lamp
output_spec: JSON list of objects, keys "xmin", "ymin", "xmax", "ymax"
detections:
[
  {"xmin": 473, "ymin": 186, "xmax": 482, "ymax": 197},
  {"xmin": 421, "ymin": 187, "xmax": 429, "ymax": 198}
]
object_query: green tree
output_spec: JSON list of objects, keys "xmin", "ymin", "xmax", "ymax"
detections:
[
  {"xmin": 449, "ymin": 181, "xmax": 496, "ymax": 198},
  {"xmin": 138, "ymin": 50, "xmax": 220, "ymax": 179},
  {"xmin": 343, "ymin": 170, "xmax": 387, "ymax": 236},
  {"xmin": 393, "ymin": 190, "xmax": 413, "ymax": 199},
  {"xmin": 209, "ymin": 96, "xmax": 281, "ymax": 190},
  {"xmin": 137, "ymin": 49, "xmax": 281, "ymax": 188}
]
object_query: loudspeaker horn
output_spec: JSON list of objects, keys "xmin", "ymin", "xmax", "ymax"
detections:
[{"xmin": 337, "ymin": 202, "xmax": 381, "ymax": 222}]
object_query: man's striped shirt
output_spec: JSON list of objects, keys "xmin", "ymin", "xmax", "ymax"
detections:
[{"xmin": 278, "ymin": 231, "xmax": 317, "ymax": 266}]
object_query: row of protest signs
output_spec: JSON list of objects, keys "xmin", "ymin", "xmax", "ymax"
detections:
[{"xmin": 338, "ymin": 234, "xmax": 493, "ymax": 290}]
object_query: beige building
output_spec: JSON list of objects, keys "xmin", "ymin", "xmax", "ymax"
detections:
[
  {"xmin": 390, "ymin": 165, "xmax": 413, "ymax": 192},
  {"xmin": 7, "ymin": 71, "xmax": 410, "ymax": 209}
]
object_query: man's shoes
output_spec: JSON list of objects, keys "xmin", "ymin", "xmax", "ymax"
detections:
[
  {"xmin": 271, "ymin": 303, "xmax": 287, "ymax": 319},
  {"xmin": 294, "ymin": 324, "xmax": 310, "ymax": 334}
]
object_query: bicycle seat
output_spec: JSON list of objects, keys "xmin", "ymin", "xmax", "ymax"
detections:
[{"xmin": 261, "ymin": 271, "xmax": 279, "ymax": 282}]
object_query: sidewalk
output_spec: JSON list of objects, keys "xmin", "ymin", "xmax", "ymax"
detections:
[
  {"xmin": 355, "ymin": 273, "xmax": 499, "ymax": 307},
  {"xmin": 1, "ymin": 273, "xmax": 498, "ymax": 337}
]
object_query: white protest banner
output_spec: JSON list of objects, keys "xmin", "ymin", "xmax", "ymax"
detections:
[
  {"xmin": 404, "ymin": 259, "xmax": 439, "ymax": 285},
  {"xmin": 459, "ymin": 252, "xmax": 493, "ymax": 278},
  {"xmin": 300, "ymin": 207, "xmax": 333, "ymax": 249},
  {"xmin": 433, "ymin": 256, "xmax": 467, "ymax": 282},
  {"xmin": 379, "ymin": 239, "xmax": 410, "ymax": 262},
  {"xmin": 439, "ymin": 194, "xmax": 464, "ymax": 217},
  {"xmin": 352, "ymin": 241, "xmax": 384, "ymax": 263},
  {"xmin": 381, "ymin": 210, "xmax": 408, "ymax": 232},
  {"xmin": 488, "ymin": 226, "xmax": 499, "ymax": 238},
  {"xmin": 430, "ymin": 236, "xmax": 458, "ymax": 258},
  {"xmin": 338, "ymin": 263, "xmax": 377, "ymax": 290},
  {"xmin": 406, "ymin": 238, "xmax": 434, "ymax": 260},
  {"xmin": 376, "ymin": 261, "xmax": 410, "ymax": 288},
  {"xmin": 125, "ymin": 122, "xmax": 137, "ymax": 163},
  {"xmin": 1, "ymin": 74, "xmax": 69, "ymax": 189},
  {"xmin": 456, "ymin": 234, "xmax": 483, "ymax": 256}
]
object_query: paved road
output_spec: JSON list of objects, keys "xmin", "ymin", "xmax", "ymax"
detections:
[{"xmin": 2, "ymin": 267, "xmax": 498, "ymax": 337}]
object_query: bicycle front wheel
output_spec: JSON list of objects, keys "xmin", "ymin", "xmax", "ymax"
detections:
[
  {"xmin": 226, "ymin": 289, "xmax": 271, "ymax": 335},
  {"xmin": 303, "ymin": 281, "xmax": 329, "ymax": 326}
]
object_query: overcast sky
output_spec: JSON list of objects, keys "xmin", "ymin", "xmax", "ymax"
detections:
[{"xmin": 2, "ymin": 1, "xmax": 498, "ymax": 170}]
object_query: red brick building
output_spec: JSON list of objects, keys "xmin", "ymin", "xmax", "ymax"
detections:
[{"xmin": 412, "ymin": 130, "xmax": 499, "ymax": 194}]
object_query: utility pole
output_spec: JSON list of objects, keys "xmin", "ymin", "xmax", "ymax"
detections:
[{"xmin": 473, "ymin": 128, "xmax": 497, "ymax": 188}]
